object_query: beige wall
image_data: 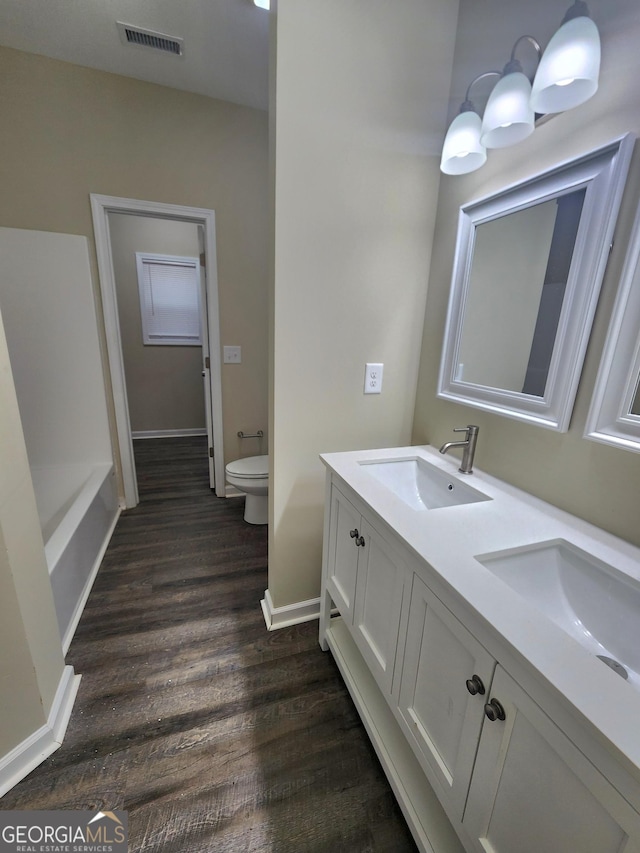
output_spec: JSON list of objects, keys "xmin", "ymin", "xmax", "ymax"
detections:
[
  {"xmin": 0, "ymin": 304, "xmax": 66, "ymax": 756},
  {"xmin": 269, "ymin": 0, "xmax": 460, "ymax": 607},
  {"xmin": 0, "ymin": 45, "xmax": 269, "ymax": 480},
  {"xmin": 413, "ymin": 0, "xmax": 640, "ymax": 547},
  {"xmin": 0, "ymin": 229, "xmax": 112, "ymax": 469},
  {"xmin": 109, "ymin": 214, "xmax": 204, "ymax": 434}
]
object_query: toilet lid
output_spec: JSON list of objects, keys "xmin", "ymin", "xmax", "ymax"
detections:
[{"xmin": 226, "ymin": 455, "xmax": 269, "ymax": 479}]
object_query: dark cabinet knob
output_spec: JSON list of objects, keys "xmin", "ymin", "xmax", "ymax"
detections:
[
  {"xmin": 349, "ymin": 529, "xmax": 365, "ymax": 547},
  {"xmin": 484, "ymin": 699, "xmax": 506, "ymax": 722},
  {"xmin": 465, "ymin": 674, "xmax": 486, "ymax": 696}
]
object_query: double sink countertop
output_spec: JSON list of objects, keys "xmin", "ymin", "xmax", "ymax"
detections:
[{"xmin": 320, "ymin": 444, "xmax": 640, "ymax": 789}]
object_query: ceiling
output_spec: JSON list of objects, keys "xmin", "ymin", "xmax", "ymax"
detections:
[
  {"xmin": 0, "ymin": 1, "xmax": 620, "ymax": 130},
  {"xmin": 0, "ymin": 0, "xmax": 270, "ymax": 111}
]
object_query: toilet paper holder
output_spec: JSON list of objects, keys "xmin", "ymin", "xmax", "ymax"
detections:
[{"xmin": 237, "ymin": 430, "xmax": 264, "ymax": 439}]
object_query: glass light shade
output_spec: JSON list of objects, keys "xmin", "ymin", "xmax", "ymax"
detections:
[
  {"xmin": 440, "ymin": 111, "xmax": 486, "ymax": 175},
  {"xmin": 480, "ymin": 72, "xmax": 535, "ymax": 149},
  {"xmin": 531, "ymin": 16, "xmax": 600, "ymax": 114}
]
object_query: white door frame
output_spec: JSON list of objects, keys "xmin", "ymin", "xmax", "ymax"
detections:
[
  {"xmin": 90, "ymin": 194, "xmax": 225, "ymax": 507},
  {"xmin": 198, "ymin": 252, "xmax": 217, "ymax": 489}
]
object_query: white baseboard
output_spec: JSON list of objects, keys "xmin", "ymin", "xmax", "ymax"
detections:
[
  {"xmin": 132, "ymin": 428, "xmax": 207, "ymax": 440},
  {"xmin": 0, "ymin": 665, "xmax": 81, "ymax": 798},
  {"xmin": 260, "ymin": 588, "xmax": 322, "ymax": 631}
]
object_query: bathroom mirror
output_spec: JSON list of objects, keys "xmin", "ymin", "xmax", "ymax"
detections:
[
  {"xmin": 438, "ymin": 134, "xmax": 634, "ymax": 431},
  {"xmin": 585, "ymin": 195, "xmax": 640, "ymax": 452}
]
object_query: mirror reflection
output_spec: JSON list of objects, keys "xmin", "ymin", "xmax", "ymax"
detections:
[{"xmin": 457, "ymin": 189, "xmax": 585, "ymax": 397}]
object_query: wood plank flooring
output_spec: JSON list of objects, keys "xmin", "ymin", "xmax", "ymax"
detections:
[{"xmin": 1, "ymin": 437, "xmax": 418, "ymax": 852}]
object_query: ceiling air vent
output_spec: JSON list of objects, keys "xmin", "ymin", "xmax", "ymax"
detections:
[{"xmin": 117, "ymin": 22, "xmax": 184, "ymax": 57}]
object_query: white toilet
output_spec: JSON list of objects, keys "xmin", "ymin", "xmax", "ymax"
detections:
[{"xmin": 225, "ymin": 455, "xmax": 269, "ymax": 525}]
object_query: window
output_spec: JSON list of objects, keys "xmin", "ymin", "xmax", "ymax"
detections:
[{"xmin": 136, "ymin": 253, "xmax": 202, "ymax": 346}]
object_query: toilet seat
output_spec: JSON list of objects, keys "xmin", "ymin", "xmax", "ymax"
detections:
[{"xmin": 226, "ymin": 455, "xmax": 268, "ymax": 480}]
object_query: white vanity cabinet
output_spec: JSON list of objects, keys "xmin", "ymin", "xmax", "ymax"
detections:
[
  {"xmin": 397, "ymin": 573, "xmax": 495, "ymax": 819},
  {"xmin": 463, "ymin": 665, "xmax": 640, "ymax": 853},
  {"xmin": 396, "ymin": 572, "xmax": 640, "ymax": 851},
  {"xmin": 325, "ymin": 483, "xmax": 407, "ymax": 695},
  {"xmin": 319, "ymin": 458, "xmax": 640, "ymax": 853}
]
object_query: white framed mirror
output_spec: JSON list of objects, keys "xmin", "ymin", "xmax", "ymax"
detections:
[
  {"xmin": 585, "ymin": 195, "xmax": 640, "ymax": 452},
  {"xmin": 438, "ymin": 134, "xmax": 634, "ymax": 432}
]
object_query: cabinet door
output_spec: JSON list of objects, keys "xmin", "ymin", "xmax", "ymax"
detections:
[
  {"xmin": 398, "ymin": 573, "xmax": 496, "ymax": 817},
  {"xmin": 352, "ymin": 518, "xmax": 407, "ymax": 695},
  {"xmin": 464, "ymin": 665, "xmax": 640, "ymax": 853},
  {"xmin": 325, "ymin": 487, "xmax": 361, "ymax": 622}
]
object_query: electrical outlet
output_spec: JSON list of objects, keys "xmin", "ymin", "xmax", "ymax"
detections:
[
  {"xmin": 223, "ymin": 346, "xmax": 242, "ymax": 364},
  {"xmin": 364, "ymin": 363, "xmax": 383, "ymax": 394}
]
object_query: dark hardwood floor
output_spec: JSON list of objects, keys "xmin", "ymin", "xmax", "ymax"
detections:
[{"xmin": 1, "ymin": 437, "xmax": 417, "ymax": 852}]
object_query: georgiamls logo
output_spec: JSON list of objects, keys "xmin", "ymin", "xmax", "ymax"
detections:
[
  {"xmin": 86, "ymin": 811, "xmax": 126, "ymax": 843},
  {"xmin": 0, "ymin": 809, "xmax": 128, "ymax": 852}
]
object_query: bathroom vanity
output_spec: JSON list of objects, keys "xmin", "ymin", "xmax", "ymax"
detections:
[{"xmin": 319, "ymin": 446, "xmax": 640, "ymax": 853}]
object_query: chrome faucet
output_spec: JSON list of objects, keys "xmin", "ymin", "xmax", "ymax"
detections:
[{"xmin": 439, "ymin": 425, "xmax": 480, "ymax": 474}]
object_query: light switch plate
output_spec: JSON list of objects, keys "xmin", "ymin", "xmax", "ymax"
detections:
[
  {"xmin": 223, "ymin": 346, "xmax": 242, "ymax": 364},
  {"xmin": 364, "ymin": 363, "xmax": 383, "ymax": 394}
]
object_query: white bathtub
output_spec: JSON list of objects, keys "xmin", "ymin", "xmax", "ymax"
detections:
[{"xmin": 31, "ymin": 462, "xmax": 120, "ymax": 653}]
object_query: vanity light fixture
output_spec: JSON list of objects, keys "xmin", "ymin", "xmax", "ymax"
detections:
[
  {"xmin": 480, "ymin": 36, "xmax": 540, "ymax": 149},
  {"xmin": 441, "ymin": 1, "xmax": 601, "ymax": 174},
  {"xmin": 253, "ymin": 0, "xmax": 270, "ymax": 9},
  {"xmin": 440, "ymin": 72, "xmax": 500, "ymax": 175},
  {"xmin": 530, "ymin": 0, "xmax": 600, "ymax": 114}
]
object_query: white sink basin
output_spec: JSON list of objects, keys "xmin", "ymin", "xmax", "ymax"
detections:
[
  {"xmin": 359, "ymin": 457, "xmax": 491, "ymax": 510},
  {"xmin": 476, "ymin": 539, "xmax": 640, "ymax": 688}
]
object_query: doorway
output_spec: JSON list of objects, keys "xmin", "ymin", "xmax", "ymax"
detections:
[{"xmin": 91, "ymin": 194, "xmax": 225, "ymax": 507}]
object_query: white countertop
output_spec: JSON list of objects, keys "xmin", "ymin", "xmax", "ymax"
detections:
[{"xmin": 320, "ymin": 444, "xmax": 640, "ymax": 784}]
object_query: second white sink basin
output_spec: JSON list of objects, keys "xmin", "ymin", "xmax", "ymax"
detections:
[
  {"xmin": 476, "ymin": 539, "xmax": 640, "ymax": 688},
  {"xmin": 359, "ymin": 457, "xmax": 491, "ymax": 510}
]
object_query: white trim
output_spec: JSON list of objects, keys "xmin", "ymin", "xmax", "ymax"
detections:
[
  {"xmin": 585, "ymin": 194, "xmax": 640, "ymax": 453},
  {"xmin": 132, "ymin": 428, "xmax": 207, "ymax": 440},
  {"xmin": 0, "ymin": 666, "xmax": 81, "ymax": 798},
  {"xmin": 260, "ymin": 588, "xmax": 323, "ymax": 631},
  {"xmin": 90, "ymin": 194, "xmax": 225, "ymax": 507}
]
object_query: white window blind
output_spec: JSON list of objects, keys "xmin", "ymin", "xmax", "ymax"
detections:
[{"xmin": 136, "ymin": 253, "xmax": 202, "ymax": 346}]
